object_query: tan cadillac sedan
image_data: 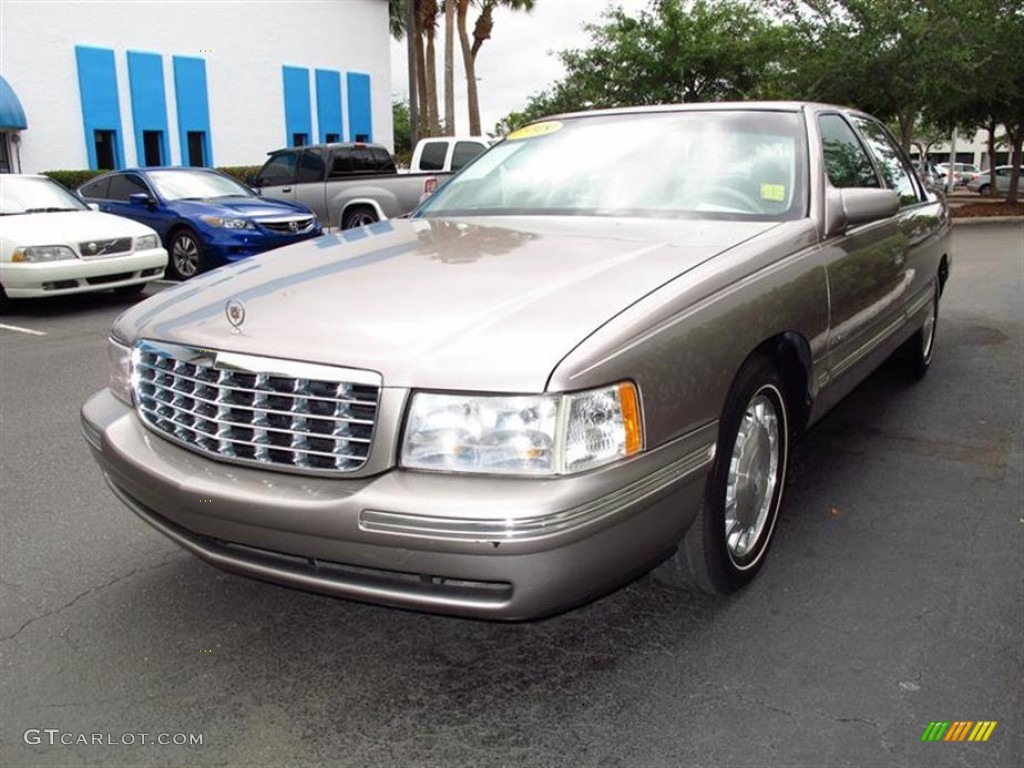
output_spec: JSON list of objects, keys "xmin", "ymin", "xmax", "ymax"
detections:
[{"xmin": 81, "ymin": 103, "xmax": 951, "ymax": 620}]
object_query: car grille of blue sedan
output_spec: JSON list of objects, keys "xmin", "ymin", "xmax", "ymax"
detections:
[{"xmin": 132, "ymin": 341, "xmax": 379, "ymax": 474}]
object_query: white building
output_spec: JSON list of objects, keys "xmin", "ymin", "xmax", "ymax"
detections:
[
  {"xmin": 916, "ymin": 127, "xmax": 1012, "ymax": 171},
  {"xmin": 0, "ymin": 0, "xmax": 392, "ymax": 174}
]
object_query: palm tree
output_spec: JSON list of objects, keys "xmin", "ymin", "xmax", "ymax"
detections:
[
  {"xmin": 421, "ymin": 0, "xmax": 441, "ymax": 136},
  {"xmin": 457, "ymin": 0, "xmax": 536, "ymax": 135},
  {"xmin": 444, "ymin": 0, "xmax": 456, "ymax": 133}
]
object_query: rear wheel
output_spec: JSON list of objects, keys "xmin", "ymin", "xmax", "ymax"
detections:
[
  {"xmin": 167, "ymin": 229, "xmax": 203, "ymax": 280},
  {"xmin": 657, "ymin": 354, "xmax": 791, "ymax": 593},
  {"xmin": 978, "ymin": 184, "xmax": 990, "ymax": 196},
  {"xmin": 904, "ymin": 281, "xmax": 939, "ymax": 380},
  {"xmin": 342, "ymin": 206, "xmax": 379, "ymax": 229}
]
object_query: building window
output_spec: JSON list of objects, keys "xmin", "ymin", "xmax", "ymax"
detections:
[
  {"xmin": 325, "ymin": 133, "xmax": 340, "ymax": 144},
  {"xmin": 354, "ymin": 133, "xmax": 369, "ymax": 143},
  {"xmin": 293, "ymin": 133, "xmax": 308, "ymax": 147},
  {"xmin": 0, "ymin": 134, "xmax": 10, "ymax": 173},
  {"xmin": 142, "ymin": 130, "xmax": 164, "ymax": 166},
  {"xmin": 187, "ymin": 131, "xmax": 206, "ymax": 167},
  {"xmin": 94, "ymin": 129, "xmax": 117, "ymax": 170}
]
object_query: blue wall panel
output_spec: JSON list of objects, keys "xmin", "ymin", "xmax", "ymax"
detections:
[
  {"xmin": 346, "ymin": 72, "xmax": 372, "ymax": 142},
  {"xmin": 74, "ymin": 46, "xmax": 125, "ymax": 170},
  {"xmin": 127, "ymin": 51, "xmax": 169, "ymax": 166},
  {"xmin": 282, "ymin": 66, "xmax": 312, "ymax": 147},
  {"xmin": 172, "ymin": 56, "xmax": 212, "ymax": 166},
  {"xmin": 315, "ymin": 69, "xmax": 343, "ymax": 143}
]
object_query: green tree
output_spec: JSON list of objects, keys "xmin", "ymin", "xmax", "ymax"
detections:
[
  {"xmin": 392, "ymin": 99, "xmax": 412, "ymax": 163},
  {"xmin": 494, "ymin": 0, "xmax": 792, "ymax": 133}
]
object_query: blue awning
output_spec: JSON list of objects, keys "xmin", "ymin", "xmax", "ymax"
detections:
[{"xmin": 0, "ymin": 75, "xmax": 28, "ymax": 130}]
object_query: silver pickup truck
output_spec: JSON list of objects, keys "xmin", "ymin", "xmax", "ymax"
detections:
[
  {"xmin": 253, "ymin": 142, "xmax": 440, "ymax": 230},
  {"xmin": 83, "ymin": 102, "xmax": 951, "ymax": 620}
]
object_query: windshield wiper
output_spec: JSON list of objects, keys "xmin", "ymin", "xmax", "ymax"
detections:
[{"xmin": 23, "ymin": 207, "xmax": 81, "ymax": 213}]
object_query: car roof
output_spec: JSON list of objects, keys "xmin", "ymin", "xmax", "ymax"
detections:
[{"xmin": 538, "ymin": 100, "xmax": 856, "ymax": 123}]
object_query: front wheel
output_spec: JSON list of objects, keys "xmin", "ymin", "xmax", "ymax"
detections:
[
  {"xmin": 167, "ymin": 229, "xmax": 204, "ymax": 280},
  {"xmin": 657, "ymin": 354, "xmax": 790, "ymax": 593},
  {"xmin": 978, "ymin": 184, "xmax": 990, "ymax": 196}
]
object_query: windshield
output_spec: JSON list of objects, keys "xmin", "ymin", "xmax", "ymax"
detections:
[
  {"xmin": 148, "ymin": 170, "xmax": 253, "ymax": 201},
  {"xmin": 418, "ymin": 111, "xmax": 807, "ymax": 221},
  {"xmin": 0, "ymin": 176, "xmax": 89, "ymax": 215}
]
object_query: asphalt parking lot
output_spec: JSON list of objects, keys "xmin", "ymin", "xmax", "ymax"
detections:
[{"xmin": 1, "ymin": 223, "xmax": 1021, "ymax": 768}]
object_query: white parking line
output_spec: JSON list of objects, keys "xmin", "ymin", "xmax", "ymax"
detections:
[{"xmin": 0, "ymin": 323, "xmax": 47, "ymax": 337}]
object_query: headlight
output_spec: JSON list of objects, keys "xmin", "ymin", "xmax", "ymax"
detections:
[
  {"xmin": 135, "ymin": 234, "xmax": 159, "ymax": 250},
  {"xmin": 199, "ymin": 215, "xmax": 254, "ymax": 230},
  {"xmin": 400, "ymin": 382, "xmax": 643, "ymax": 476},
  {"xmin": 107, "ymin": 336, "xmax": 135, "ymax": 406},
  {"xmin": 11, "ymin": 245, "xmax": 76, "ymax": 262}
]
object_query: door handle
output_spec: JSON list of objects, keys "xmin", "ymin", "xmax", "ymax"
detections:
[{"xmin": 281, "ymin": 187, "xmax": 292, "ymax": 193}]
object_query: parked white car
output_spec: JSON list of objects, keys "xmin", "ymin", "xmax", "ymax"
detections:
[{"xmin": 0, "ymin": 175, "xmax": 166, "ymax": 307}]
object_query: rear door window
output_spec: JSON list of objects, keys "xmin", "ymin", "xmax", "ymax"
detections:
[{"xmin": 371, "ymin": 148, "xmax": 396, "ymax": 173}]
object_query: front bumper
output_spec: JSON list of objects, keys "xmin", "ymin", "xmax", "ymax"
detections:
[
  {"xmin": 201, "ymin": 226, "xmax": 322, "ymax": 266},
  {"xmin": 82, "ymin": 389, "xmax": 715, "ymax": 620},
  {"xmin": 0, "ymin": 248, "xmax": 166, "ymax": 298}
]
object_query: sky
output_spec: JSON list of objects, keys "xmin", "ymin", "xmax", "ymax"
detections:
[{"xmin": 389, "ymin": 0, "xmax": 651, "ymax": 136}]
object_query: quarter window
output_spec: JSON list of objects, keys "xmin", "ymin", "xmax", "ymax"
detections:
[
  {"xmin": 852, "ymin": 117, "xmax": 922, "ymax": 206},
  {"xmin": 79, "ymin": 177, "xmax": 110, "ymax": 199},
  {"xmin": 818, "ymin": 114, "xmax": 880, "ymax": 189}
]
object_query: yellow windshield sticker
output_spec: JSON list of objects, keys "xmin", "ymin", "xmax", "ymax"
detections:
[
  {"xmin": 506, "ymin": 121, "xmax": 563, "ymax": 140},
  {"xmin": 760, "ymin": 183, "xmax": 786, "ymax": 202}
]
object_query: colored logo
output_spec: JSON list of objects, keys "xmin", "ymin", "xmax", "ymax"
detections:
[
  {"xmin": 225, "ymin": 299, "xmax": 246, "ymax": 332},
  {"xmin": 921, "ymin": 721, "xmax": 997, "ymax": 742}
]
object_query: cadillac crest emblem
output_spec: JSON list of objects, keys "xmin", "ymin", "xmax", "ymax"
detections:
[{"xmin": 225, "ymin": 299, "xmax": 246, "ymax": 332}]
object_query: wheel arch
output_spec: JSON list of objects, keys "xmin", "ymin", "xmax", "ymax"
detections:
[
  {"xmin": 748, "ymin": 331, "xmax": 815, "ymax": 437},
  {"xmin": 338, "ymin": 199, "xmax": 386, "ymax": 229}
]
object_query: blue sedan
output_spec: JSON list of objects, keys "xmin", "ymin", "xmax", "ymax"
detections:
[{"xmin": 78, "ymin": 167, "xmax": 322, "ymax": 280}]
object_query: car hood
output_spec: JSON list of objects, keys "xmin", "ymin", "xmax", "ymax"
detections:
[
  {"xmin": 0, "ymin": 211, "xmax": 158, "ymax": 247},
  {"xmin": 115, "ymin": 216, "xmax": 780, "ymax": 391},
  {"xmin": 172, "ymin": 196, "xmax": 314, "ymax": 219}
]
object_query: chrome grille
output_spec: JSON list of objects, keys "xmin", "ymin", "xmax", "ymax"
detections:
[
  {"xmin": 79, "ymin": 237, "xmax": 133, "ymax": 258},
  {"xmin": 259, "ymin": 217, "xmax": 315, "ymax": 234},
  {"xmin": 132, "ymin": 341, "xmax": 380, "ymax": 474}
]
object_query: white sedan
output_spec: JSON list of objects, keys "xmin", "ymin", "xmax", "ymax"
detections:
[{"xmin": 0, "ymin": 175, "xmax": 167, "ymax": 306}]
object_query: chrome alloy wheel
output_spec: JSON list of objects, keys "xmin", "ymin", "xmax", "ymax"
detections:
[
  {"xmin": 724, "ymin": 388, "xmax": 781, "ymax": 566},
  {"xmin": 172, "ymin": 234, "xmax": 200, "ymax": 278}
]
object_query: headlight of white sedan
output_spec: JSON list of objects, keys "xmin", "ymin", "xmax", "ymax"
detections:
[
  {"xmin": 400, "ymin": 382, "xmax": 643, "ymax": 476},
  {"xmin": 107, "ymin": 336, "xmax": 136, "ymax": 406},
  {"xmin": 11, "ymin": 245, "xmax": 77, "ymax": 262},
  {"xmin": 135, "ymin": 234, "xmax": 160, "ymax": 250}
]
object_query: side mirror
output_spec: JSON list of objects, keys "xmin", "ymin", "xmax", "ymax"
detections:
[
  {"xmin": 87, "ymin": 203, "xmax": 100, "ymax": 212},
  {"xmin": 129, "ymin": 192, "xmax": 155, "ymax": 208},
  {"xmin": 250, "ymin": 186, "xmax": 263, "ymax": 196},
  {"xmin": 825, "ymin": 187, "xmax": 900, "ymax": 237}
]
